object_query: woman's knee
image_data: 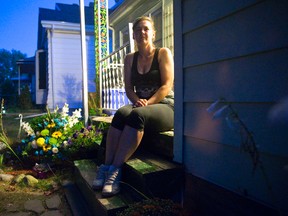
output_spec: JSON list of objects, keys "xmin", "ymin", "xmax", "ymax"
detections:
[
  {"xmin": 111, "ymin": 105, "xmax": 133, "ymax": 130},
  {"xmin": 126, "ymin": 109, "xmax": 146, "ymax": 131}
]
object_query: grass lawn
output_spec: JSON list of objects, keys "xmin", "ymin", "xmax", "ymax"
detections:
[{"xmin": 2, "ymin": 109, "xmax": 45, "ymax": 145}]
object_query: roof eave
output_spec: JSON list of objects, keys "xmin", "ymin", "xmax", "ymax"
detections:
[{"xmin": 41, "ymin": 20, "xmax": 94, "ymax": 33}]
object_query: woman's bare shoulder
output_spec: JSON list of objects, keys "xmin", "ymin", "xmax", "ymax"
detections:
[
  {"xmin": 158, "ymin": 47, "xmax": 172, "ymax": 56},
  {"xmin": 158, "ymin": 47, "xmax": 173, "ymax": 63},
  {"xmin": 124, "ymin": 52, "xmax": 135, "ymax": 64}
]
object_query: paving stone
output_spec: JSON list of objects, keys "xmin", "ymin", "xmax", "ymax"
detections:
[
  {"xmin": 45, "ymin": 194, "xmax": 62, "ymax": 209},
  {"xmin": 5, "ymin": 202, "xmax": 21, "ymax": 212},
  {"xmin": 24, "ymin": 199, "xmax": 45, "ymax": 214},
  {"xmin": 40, "ymin": 210, "xmax": 63, "ymax": 216},
  {"xmin": 0, "ymin": 173, "xmax": 14, "ymax": 182}
]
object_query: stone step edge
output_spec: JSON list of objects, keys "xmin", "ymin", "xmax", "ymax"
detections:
[
  {"xmin": 73, "ymin": 159, "xmax": 138, "ymax": 216},
  {"xmin": 62, "ymin": 180, "xmax": 94, "ymax": 216}
]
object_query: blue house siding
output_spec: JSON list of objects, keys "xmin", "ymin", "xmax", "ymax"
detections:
[{"xmin": 175, "ymin": 0, "xmax": 288, "ymax": 213}]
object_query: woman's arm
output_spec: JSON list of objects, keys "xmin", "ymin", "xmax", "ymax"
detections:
[
  {"xmin": 124, "ymin": 53, "xmax": 140, "ymax": 104},
  {"xmin": 147, "ymin": 47, "xmax": 174, "ymax": 105}
]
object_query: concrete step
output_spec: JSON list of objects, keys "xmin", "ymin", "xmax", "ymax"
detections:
[
  {"xmin": 66, "ymin": 153, "xmax": 183, "ymax": 216},
  {"xmin": 123, "ymin": 152, "xmax": 183, "ymax": 200},
  {"xmin": 140, "ymin": 130, "xmax": 174, "ymax": 160},
  {"xmin": 73, "ymin": 159, "xmax": 135, "ymax": 216},
  {"xmin": 62, "ymin": 180, "xmax": 94, "ymax": 216}
]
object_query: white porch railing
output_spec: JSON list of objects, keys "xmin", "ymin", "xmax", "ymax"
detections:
[{"xmin": 99, "ymin": 44, "xmax": 131, "ymax": 112}]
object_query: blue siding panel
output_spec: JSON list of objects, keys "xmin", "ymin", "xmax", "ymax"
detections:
[
  {"xmin": 183, "ymin": 49, "xmax": 288, "ymax": 102},
  {"xmin": 182, "ymin": 0, "xmax": 260, "ymax": 32},
  {"xmin": 183, "ymin": 0, "xmax": 288, "ymax": 67}
]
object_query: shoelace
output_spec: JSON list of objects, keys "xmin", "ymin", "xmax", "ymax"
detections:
[{"xmin": 105, "ymin": 169, "xmax": 120, "ymax": 184}]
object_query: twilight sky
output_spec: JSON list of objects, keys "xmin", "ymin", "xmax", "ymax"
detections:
[{"xmin": 0, "ymin": 0, "xmax": 115, "ymax": 57}]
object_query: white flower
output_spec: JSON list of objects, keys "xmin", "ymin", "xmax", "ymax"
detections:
[
  {"xmin": 0, "ymin": 142, "xmax": 6, "ymax": 151},
  {"xmin": 63, "ymin": 140, "xmax": 68, "ymax": 148},
  {"xmin": 31, "ymin": 140, "xmax": 38, "ymax": 149},
  {"xmin": 61, "ymin": 103, "xmax": 69, "ymax": 118},
  {"xmin": 52, "ymin": 147, "xmax": 59, "ymax": 154},
  {"xmin": 72, "ymin": 108, "xmax": 82, "ymax": 119},
  {"xmin": 21, "ymin": 122, "xmax": 35, "ymax": 136},
  {"xmin": 54, "ymin": 105, "xmax": 59, "ymax": 114}
]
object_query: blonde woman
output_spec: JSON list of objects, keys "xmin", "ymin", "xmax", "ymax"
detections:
[{"xmin": 93, "ymin": 16, "xmax": 174, "ymax": 197}]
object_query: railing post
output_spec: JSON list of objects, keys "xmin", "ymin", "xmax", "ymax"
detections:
[{"xmin": 94, "ymin": 0, "xmax": 109, "ymax": 110}]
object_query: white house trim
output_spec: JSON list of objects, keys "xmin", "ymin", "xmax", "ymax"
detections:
[{"xmin": 41, "ymin": 21, "xmax": 94, "ymax": 34}]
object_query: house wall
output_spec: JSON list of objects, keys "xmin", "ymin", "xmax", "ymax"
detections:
[
  {"xmin": 109, "ymin": 0, "xmax": 161, "ymax": 50},
  {"xmin": 46, "ymin": 28, "xmax": 95, "ymax": 109},
  {"xmin": 174, "ymin": 0, "xmax": 288, "ymax": 214}
]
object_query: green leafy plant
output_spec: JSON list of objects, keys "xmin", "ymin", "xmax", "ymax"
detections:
[
  {"xmin": 0, "ymin": 154, "xmax": 4, "ymax": 167},
  {"xmin": 0, "ymin": 99, "xmax": 23, "ymax": 164},
  {"xmin": 207, "ymin": 98, "xmax": 275, "ymax": 208},
  {"xmin": 117, "ymin": 198, "xmax": 187, "ymax": 216},
  {"xmin": 207, "ymin": 98, "xmax": 260, "ymax": 170}
]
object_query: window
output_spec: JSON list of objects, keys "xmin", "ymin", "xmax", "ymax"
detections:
[
  {"xmin": 163, "ymin": 0, "xmax": 174, "ymax": 54},
  {"xmin": 119, "ymin": 26, "xmax": 129, "ymax": 47},
  {"xmin": 151, "ymin": 8, "xmax": 162, "ymax": 47},
  {"xmin": 39, "ymin": 51, "xmax": 47, "ymax": 89}
]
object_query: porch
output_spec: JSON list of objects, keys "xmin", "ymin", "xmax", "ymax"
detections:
[{"xmin": 98, "ymin": 44, "xmax": 132, "ymax": 114}]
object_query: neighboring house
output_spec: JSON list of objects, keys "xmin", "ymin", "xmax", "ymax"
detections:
[
  {"xmin": 36, "ymin": 2, "xmax": 96, "ymax": 109},
  {"xmin": 14, "ymin": 57, "xmax": 36, "ymax": 103},
  {"xmin": 106, "ymin": 0, "xmax": 288, "ymax": 215}
]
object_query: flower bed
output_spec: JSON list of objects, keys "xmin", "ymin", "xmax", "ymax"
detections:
[{"xmin": 18, "ymin": 104, "xmax": 104, "ymax": 164}]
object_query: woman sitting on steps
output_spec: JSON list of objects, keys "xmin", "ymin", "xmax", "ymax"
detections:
[{"xmin": 92, "ymin": 16, "xmax": 174, "ymax": 197}]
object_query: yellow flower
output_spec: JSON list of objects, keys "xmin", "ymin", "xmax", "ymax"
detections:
[
  {"xmin": 52, "ymin": 131, "xmax": 62, "ymax": 138},
  {"xmin": 47, "ymin": 122, "xmax": 56, "ymax": 128},
  {"xmin": 36, "ymin": 137, "xmax": 45, "ymax": 147},
  {"xmin": 43, "ymin": 145, "xmax": 51, "ymax": 152}
]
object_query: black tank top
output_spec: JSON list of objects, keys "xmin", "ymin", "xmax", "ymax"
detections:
[{"xmin": 131, "ymin": 48, "xmax": 174, "ymax": 106}]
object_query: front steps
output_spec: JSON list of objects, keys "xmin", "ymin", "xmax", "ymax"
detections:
[
  {"xmin": 64, "ymin": 152, "xmax": 183, "ymax": 216},
  {"xmin": 63, "ymin": 116, "xmax": 182, "ymax": 215}
]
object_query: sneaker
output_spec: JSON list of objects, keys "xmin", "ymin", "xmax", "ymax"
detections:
[
  {"xmin": 92, "ymin": 164, "xmax": 110, "ymax": 190},
  {"xmin": 102, "ymin": 165, "xmax": 121, "ymax": 197}
]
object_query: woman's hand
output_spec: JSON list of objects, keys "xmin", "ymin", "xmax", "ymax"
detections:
[{"xmin": 133, "ymin": 99, "xmax": 148, "ymax": 107}]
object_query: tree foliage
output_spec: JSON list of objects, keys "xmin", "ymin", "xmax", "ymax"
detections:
[
  {"xmin": 0, "ymin": 49, "xmax": 27, "ymax": 81},
  {"xmin": 0, "ymin": 49, "xmax": 27, "ymax": 104}
]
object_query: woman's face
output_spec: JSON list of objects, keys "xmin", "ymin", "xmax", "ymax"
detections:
[{"xmin": 133, "ymin": 20, "xmax": 155, "ymax": 45}]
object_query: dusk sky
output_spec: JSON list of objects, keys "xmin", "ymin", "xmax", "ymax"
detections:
[{"xmin": 0, "ymin": 0, "xmax": 115, "ymax": 57}]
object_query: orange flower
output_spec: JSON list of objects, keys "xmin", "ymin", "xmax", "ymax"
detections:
[
  {"xmin": 47, "ymin": 122, "xmax": 56, "ymax": 128},
  {"xmin": 43, "ymin": 145, "xmax": 51, "ymax": 152}
]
